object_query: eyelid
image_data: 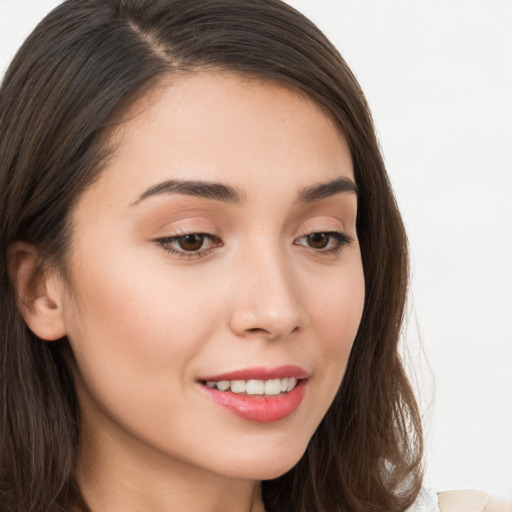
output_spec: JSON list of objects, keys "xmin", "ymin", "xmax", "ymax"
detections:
[
  {"xmin": 148, "ymin": 213, "xmax": 220, "ymax": 238},
  {"xmin": 155, "ymin": 232, "xmax": 223, "ymax": 260},
  {"xmin": 158, "ymin": 223, "xmax": 219, "ymax": 237},
  {"xmin": 294, "ymin": 230, "xmax": 353, "ymax": 254}
]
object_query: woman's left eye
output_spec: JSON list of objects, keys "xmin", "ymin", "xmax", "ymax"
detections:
[
  {"xmin": 156, "ymin": 233, "xmax": 222, "ymax": 259},
  {"xmin": 295, "ymin": 231, "xmax": 352, "ymax": 253}
]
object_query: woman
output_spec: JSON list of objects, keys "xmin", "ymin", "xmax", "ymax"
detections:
[{"xmin": 0, "ymin": 0, "xmax": 483, "ymax": 510}]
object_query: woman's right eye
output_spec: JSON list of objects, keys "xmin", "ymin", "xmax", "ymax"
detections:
[{"xmin": 156, "ymin": 233, "xmax": 223, "ymax": 259}]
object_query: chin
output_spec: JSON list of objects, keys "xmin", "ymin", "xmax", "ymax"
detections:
[{"xmin": 217, "ymin": 444, "xmax": 308, "ymax": 481}]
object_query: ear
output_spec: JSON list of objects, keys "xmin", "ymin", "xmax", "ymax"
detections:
[{"xmin": 8, "ymin": 242, "xmax": 67, "ymax": 341}]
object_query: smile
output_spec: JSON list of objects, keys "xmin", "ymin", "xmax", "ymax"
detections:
[
  {"xmin": 204, "ymin": 377, "xmax": 298, "ymax": 395},
  {"xmin": 199, "ymin": 366, "xmax": 309, "ymax": 423}
]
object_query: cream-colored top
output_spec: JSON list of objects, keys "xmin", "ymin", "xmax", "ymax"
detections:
[
  {"xmin": 408, "ymin": 489, "xmax": 511, "ymax": 512},
  {"xmin": 438, "ymin": 490, "xmax": 510, "ymax": 512}
]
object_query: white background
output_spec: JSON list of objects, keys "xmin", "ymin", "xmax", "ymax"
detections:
[{"xmin": 1, "ymin": 0, "xmax": 511, "ymax": 500}]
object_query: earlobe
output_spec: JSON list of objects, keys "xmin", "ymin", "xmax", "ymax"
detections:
[{"xmin": 8, "ymin": 242, "xmax": 67, "ymax": 341}]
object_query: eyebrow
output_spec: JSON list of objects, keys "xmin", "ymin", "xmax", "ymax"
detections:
[
  {"xmin": 130, "ymin": 179, "xmax": 246, "ymax": 206},
  {"xmin": 130, "ymin": 176, "xmax": 358, "ymax": 207},
  {"xmin": 296, "ymin": 177, "xmax": 358, "ymax": 203}
]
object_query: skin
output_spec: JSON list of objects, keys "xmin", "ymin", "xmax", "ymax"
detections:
[{"xmin": 15, "ymin": 73, "xmax": 365, "ymax": 511}]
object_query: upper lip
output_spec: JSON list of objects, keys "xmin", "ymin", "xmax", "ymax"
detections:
[{"xmin": 199, "ymin": 365, "xmax": 309, "ymax": 382}]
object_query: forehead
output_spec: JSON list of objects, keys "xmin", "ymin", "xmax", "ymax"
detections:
[{"xmin": 85, "ymin": 71, "xmax": 354, "ymax": 209}]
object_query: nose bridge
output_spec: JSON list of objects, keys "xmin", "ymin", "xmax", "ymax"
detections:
[{"xmin": 228, "ymin": 240, "xmax": 307, "ymax": 339}]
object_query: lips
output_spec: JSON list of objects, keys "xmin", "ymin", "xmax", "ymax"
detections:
[
  {"xmin": 198, "ymin": 365, "xmax": 309, "ymax": 423},
  {"xmin": 200, "ymin": 365, "xmax": 310, "ymax": 382},
  {"xmin": 205, "ymin": 377, "xmax": 298, "ymax": 395}
]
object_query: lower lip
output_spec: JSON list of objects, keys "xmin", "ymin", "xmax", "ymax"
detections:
[{"xmin": 201, "ymin": 380, "xmax": 307, "ymax": 423}]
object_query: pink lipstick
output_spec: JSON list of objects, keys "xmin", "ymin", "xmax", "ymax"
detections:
[
  {"xmin": 198, "ymin": 365, "xmax": 309, "ymax": 423},
  {"xmin": 201, "ymin": 365, "xmax": 309, "ymax": 382}
]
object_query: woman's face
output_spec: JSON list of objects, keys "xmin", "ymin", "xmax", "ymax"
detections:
[{"xmin": 60, "ymin": 72, "xmax": 365, "ymax": 481}]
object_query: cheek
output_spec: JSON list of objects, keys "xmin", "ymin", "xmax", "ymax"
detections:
[
  {"xmin": 61, "ymin": 247, "xmax": 229, "ymax": 453},
  {"xmin": 303, "ymin": 259, "xmax": 365, "ymax": 412},
  {"xmin": 62, "ymin": 245, "xmax": 221, "ymax": 389},
  {"xmin": 325, "ymin": 285, "xmax": 364, "ymax": 352},
  {"xmin": 309, "ymin": 264, "xmax": 365, "ymax": 355}
]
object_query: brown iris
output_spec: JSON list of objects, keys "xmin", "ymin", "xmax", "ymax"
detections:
[
  {"xmin": 306, "ymin": 233, "xmax": 330, "ymax": 249},
  {"xmin": 177, "ymin": 234, "xmax": 206, "ymax": 251}
]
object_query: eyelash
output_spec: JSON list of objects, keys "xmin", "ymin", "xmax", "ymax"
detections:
[
  {"xmin": 295, "ymin": 231, "xmax": 353, "ymax": 255},
  {"xmin": 156, "ymin": 231, "xmax": 352, "ymax": 260},
  {"xmin": 156, "ymin": 233, "xmax": 223, "ymax": 260}
]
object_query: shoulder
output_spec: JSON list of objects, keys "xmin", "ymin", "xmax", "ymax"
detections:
[{"xmin": 437, "ymin": 490, "xmax": 510, "ymax": 512}]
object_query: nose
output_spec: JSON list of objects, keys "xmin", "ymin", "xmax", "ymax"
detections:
[{"xmin": 227, "ymin": 247, "xmax": 309, "ymax": 340}]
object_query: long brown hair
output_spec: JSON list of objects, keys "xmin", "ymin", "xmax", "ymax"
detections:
[{"xmin": 0, "ymin": 1, "xmax": 422, "ymax": 510}]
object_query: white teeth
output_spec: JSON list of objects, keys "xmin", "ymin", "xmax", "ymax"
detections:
[
  {"xmin": 230, "ymin": 380, "xmax": 246, "ymax": 393},
  {"xmin": 205, "ymin": 377, "xmax": 300, "ymax": 395},
  {"xmin": 246, "ymin": 379, "xmax": 265, "ymax": 395},
  {"xmin": 264, "ymin": 379, "xmax": 282, "ymax": 395},
  {"xmin": 216, "ymin": 380, "xmax": 230, "ymax": 391},
  {"xmin": 286, "ymin": 377, "xmax": 297, "ymax": 392}
]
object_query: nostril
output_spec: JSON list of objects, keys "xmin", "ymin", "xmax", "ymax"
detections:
[
  {"xmin": 246, "ymin": 327, "xmax": 269, "ymax": 335},
  {"xmin": 229, "ymin": 304, "xmax": 307, "ymax": 339}
]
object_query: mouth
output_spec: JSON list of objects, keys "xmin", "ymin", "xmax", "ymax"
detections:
[
  {"xmin": 198, "ymin": 366, "xmax": 309, "ymax": 423},
  {"xmin": 200, "ymin": 377, "xmax": 299, "ymax": 396}
]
